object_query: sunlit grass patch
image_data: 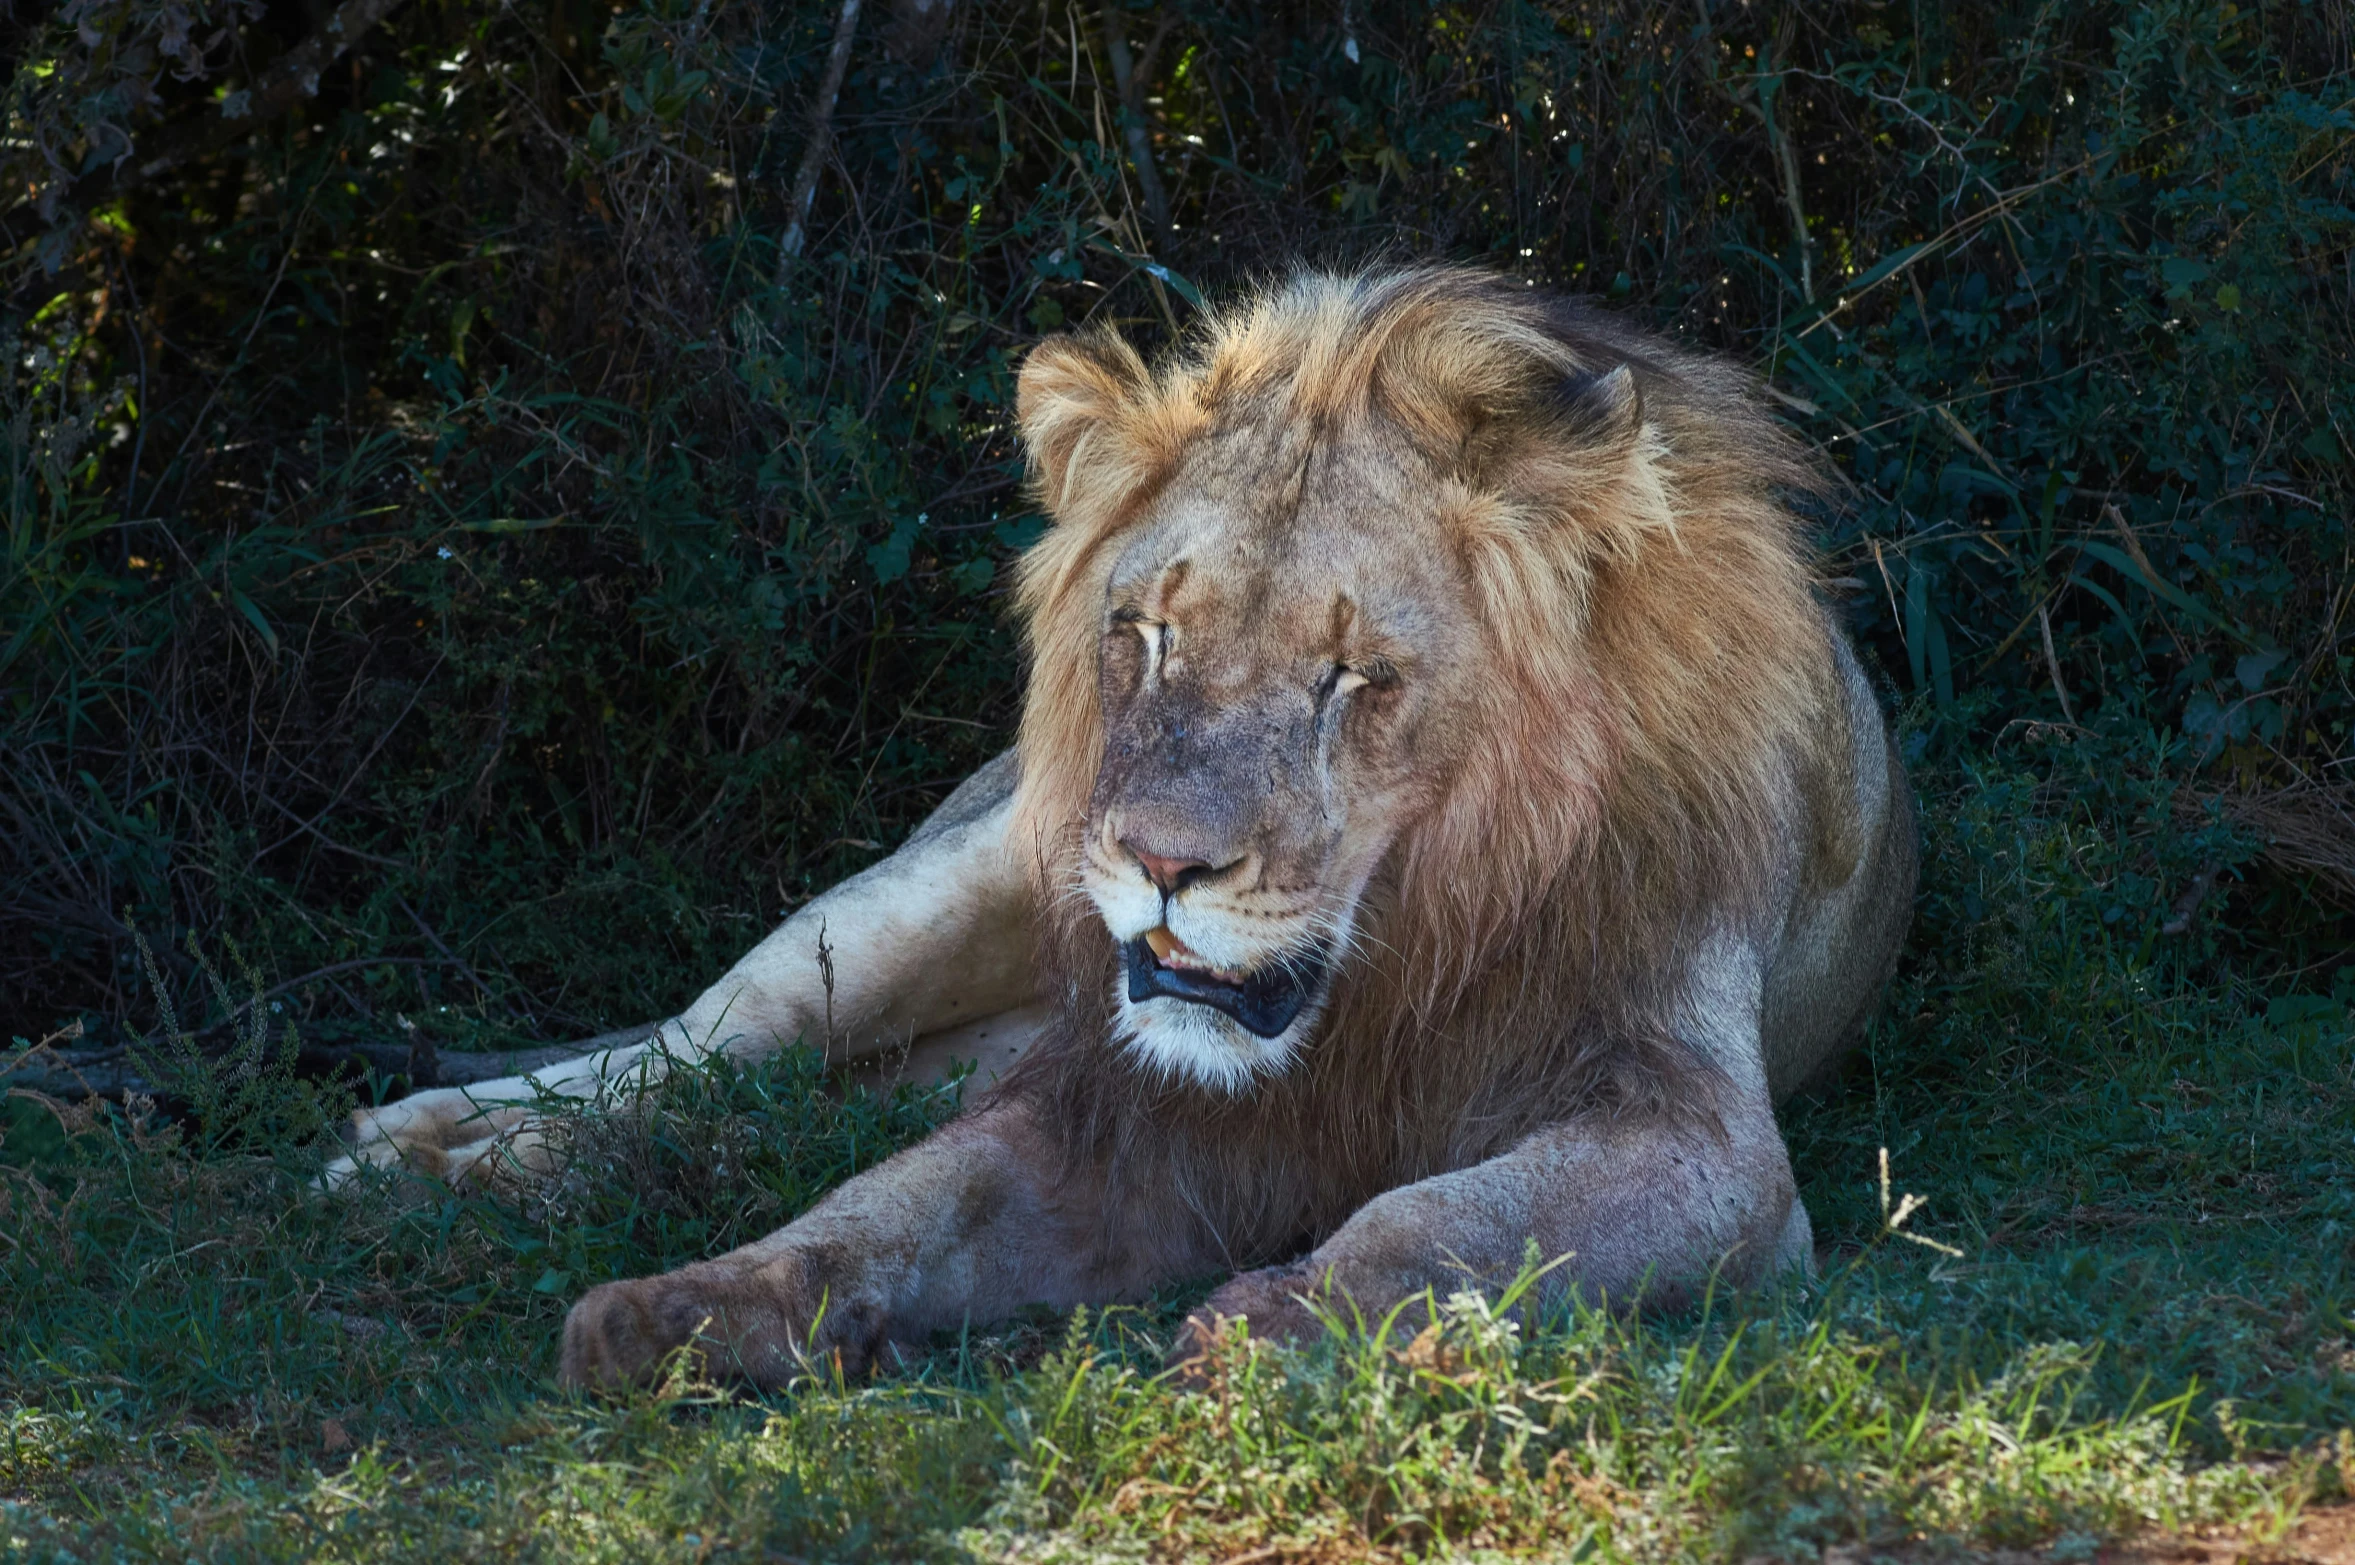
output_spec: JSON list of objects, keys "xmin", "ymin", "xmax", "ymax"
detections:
[{"xmin": 0, "ymin": 1290, "xmax": 2312, "ymax": 1561}]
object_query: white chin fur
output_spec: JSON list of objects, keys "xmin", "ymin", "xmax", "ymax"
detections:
[{"xmin": 1114, "ymin": 993, "xmax": 1312, "ymax": 1092}]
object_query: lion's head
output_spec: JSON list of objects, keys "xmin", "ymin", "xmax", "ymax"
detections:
[{"xmin": 1010, "ymin": 268, "xmax": 1841, "ymax": 1093}]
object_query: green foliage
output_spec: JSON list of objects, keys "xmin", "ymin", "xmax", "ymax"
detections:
[
  {"xmin": 122, "ymin": 929, "xmax": 338, "ymax": 1150},
  {"xmin": 503, "ymin": 1044, "xmax": 967, "ymax": 1298},
  {"xmin": 0, "ymin": 0, "xmax": 2346, "ymax": 1042},
  {"xmin": 1789, "ymin": 717, "xmax": 2355, "ymax": 1435}
]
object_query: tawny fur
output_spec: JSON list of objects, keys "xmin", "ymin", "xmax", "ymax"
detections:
[
  {"xmin": 1013, "ymin": 271, "xmax": 1847, "ymax": 1017},
  {"xmin": 996, "ymin": 266, "xmax": 1867, "ymax": 1273},
  {"xmin": 324, "ymin": 267, "xmax": 1916, "ymax": 1391}
]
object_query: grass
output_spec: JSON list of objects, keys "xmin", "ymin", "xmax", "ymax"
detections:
[{"xmin": 2, "ymin": 725, "xmax": 2351, "ymax": 1562}]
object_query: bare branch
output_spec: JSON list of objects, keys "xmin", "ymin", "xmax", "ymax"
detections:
[
  {"xmin": 779, "ymin": 0, "xmax": 864, "ymax": 268},
  {"xmin": 2, "ymin": 1022, "xmax": 660, "ymax": 1099},
  {"xmin": 1101, "ymin": 5, "xmax": 1169, "ymax": 234}
]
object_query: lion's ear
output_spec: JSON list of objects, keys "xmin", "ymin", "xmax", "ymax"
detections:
[
  {"xmin": 1017, "ymin": 331, "xmax": 1154, "ymax": 518},
  {"xmin": 1456, "ymin": 361, "xmax": 1645, "ymax": 490},
  {"xmin": 1551, "ymin": 363, "xmax": 1643, "ymax": 445}
]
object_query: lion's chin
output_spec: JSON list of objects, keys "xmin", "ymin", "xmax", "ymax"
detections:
[
  {"xmin": 1114, "ymin": 993, "xmax": 1316, "ymax": 1092},
  {"xmin": 1102, "ymin": 979, "xmax": 1328, "ymax": 1087},
  {"xmin": 1109, "ymin": 931, "xmax": 1332, "ymax": 1090}
]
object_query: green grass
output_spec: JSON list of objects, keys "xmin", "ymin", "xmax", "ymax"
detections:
[{"xmin": 3, "ymin": 729, "xmax": 2351, "ymax": 1562}]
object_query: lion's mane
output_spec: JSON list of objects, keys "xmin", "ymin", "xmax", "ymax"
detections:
[{"xmin": 995, "ymin": 268, "xmax": 1859, "ymax": 1257}]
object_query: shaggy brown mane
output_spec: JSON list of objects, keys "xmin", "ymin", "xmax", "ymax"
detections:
[{"xmin": 997, "ymin": 268, "xmax": 1855, "ymax": 1262}]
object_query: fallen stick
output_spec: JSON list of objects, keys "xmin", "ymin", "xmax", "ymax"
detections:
[{"xmin": 1, "ymin": 1023, "xmax": 660, "ymax": 1102}]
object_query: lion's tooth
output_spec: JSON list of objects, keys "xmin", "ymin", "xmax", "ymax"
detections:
[{"xmin": 1144, "ymin": 927, "xmax": 1179, "ymax": 963}]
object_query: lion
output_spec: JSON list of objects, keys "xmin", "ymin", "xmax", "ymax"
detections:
[{"xmin": 326, "ymin": 267, "xmax": 1917, "ymax": 1388}]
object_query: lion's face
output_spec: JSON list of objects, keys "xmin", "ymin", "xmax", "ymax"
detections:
[
  {"xmin": 1016, "ymin": 272, "xmax": 1814, "ymax": 1095},
  {"xmin": 1076, "ymin": 426, "xmax": 1483, "ymax": 1088}
]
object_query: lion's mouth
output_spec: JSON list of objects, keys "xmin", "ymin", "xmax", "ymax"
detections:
[{"xmin": 1123, "ymin": 927, "xmax": 1330, "ymax": 1039}]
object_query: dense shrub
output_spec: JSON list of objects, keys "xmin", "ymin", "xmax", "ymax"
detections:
[{"xmin": 1, "ymin": 0, "xmax": 2348, "ymax": 1043}]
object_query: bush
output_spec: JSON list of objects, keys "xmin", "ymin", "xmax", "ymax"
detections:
[{"xmin": 1, "ymin": 0, "xmax": 2348, "ymax": 1041}]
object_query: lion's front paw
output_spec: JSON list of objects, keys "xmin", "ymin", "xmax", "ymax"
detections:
[
  {"xmin": 318, "ymin": 1084, "xmax": 545, "ymax": 1191},
  {"xmin": 1168, "ymin": 1261, "xmax": 1330, "ymax": 1378},
  {"xmin": 559, "ymin": 1251, "xmax": 891, "ymax": 1392}
]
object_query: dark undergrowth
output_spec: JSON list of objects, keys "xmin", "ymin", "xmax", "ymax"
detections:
[{"xmin": 0, "ymin": 0, "xmax": 2348, "ymax": 1043}]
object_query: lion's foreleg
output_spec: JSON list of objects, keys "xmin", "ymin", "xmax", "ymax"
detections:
[
  {"xmin": 1191, "ymin": 939, "xmax": 1808, "ymax": 1350},
  {"xmin": 559, "ymin": 1094, "xmax": 1168, "ymax": 1390},
  {"xmin": 1184, "ymin": 1086, "xmax": 1805, "ymax": 1354},
  {"xmin": 328, "ymin": 753, "xmax": 1037, "ymax": 1188},
  {"xmin": 325, "ymin": 1038, "xmax": 674, "ymax": 1188},
  {"xmin": 658, "ymin": 752, "xmax": 1037, "ymax": 1069}
]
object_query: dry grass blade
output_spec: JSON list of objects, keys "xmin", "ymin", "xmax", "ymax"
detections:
[{"xmin": 2191, "ymin": 781, "xmax": 2355, "ymax": 905}]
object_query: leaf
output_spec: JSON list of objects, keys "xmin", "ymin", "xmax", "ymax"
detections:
[
  {"xmin": 227, "ymin": 588, "xmax": 278, "ymax": 658},
  {"xmin": 2160, "ymin": 255, "xmax": 2210, "ymax": 293},
  {"xmin": 992, "ymin": 515, "xmax": 1046, "ymax": 552},
  {"xmin": 866, "ymin": 512, "xmax": 924, "ymax": 585},
  {"xmin": 2234, "ymin": 650, "xmax": 2285, "ymax": 692},
  {"xmin": 2065, "ymin": 572, "xmax": 2139, "ymax": 638},
  {"xmin": 1082, "ymin": 239, "xmax": 1206, "ymax": 310},
  {"xmin": 1774, "ymin": 328, "xmax": 1866, "ymax": 414},
  {"xmin": 1927, "ymin": 596, "xmax": 1954, "ymax": 707},
  {"xmin": 2072, "ymin": 540, "xmax": 2256, "ymax": 647},
  {"xmin": 463, "ymin": 517, "xmax": 565, "ymax": 533},
  {"xmin": 2265, "ymin": 994, "xmax": 2346, "ymax": 1032},
  {"xmin": 1905, "ymin": 564, "xmax": 1931, "ymax": 694},
  {"xmin": 1836, "ymin": 239, "xmax": 1940, "ymax": 305}
]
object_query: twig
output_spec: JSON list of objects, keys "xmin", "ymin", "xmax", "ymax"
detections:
[
  {"xmin": 393, "ymin": 895, "xmax": 496, "ymax": 1003},
  {"xmin": 2036, "ymin": 602, "xmax": 2077, "ymax": 726},
  {"xmin": 1727, "ymin": 32, "xmax": 1814, "ymax": 304},
  {"xmin": 401, "ymin": 1019, "xmax": 437, "ymax": 1088},
  {"xmin": 1765, "ymin": 97, "xmax": 1813, "ymax": 303},
  {"xmin": 240, "ymin": 957, "xmax": 462, "ymax": 1015},
  {"xmin": 1101, "ymin": 5, "xmax": 1170, "ymax": 233},
  {"xmin": 778, "ymin": 0, "xmax": 864, "ymax": 269},
  {"xmin": 1793, "ymin": 156, "xmax": 2097, "ymax": 341},
  {"xmin": 248, "ymin": 656, "xmax": 442, "ymax": 864},
  {"xmin": 249, "ymin": 787, "xmax": 411, "ymax": 870},
  {"xmin": 1787, "ymin": 68, "xmax": 2005, "ymax": 207},
  {"xmin": 816, "ymin": 919, "xmax": 838, "ymax": 1058},
  {"xmin": 113, "ymin": 256, "xmax": 151, "ymax": 519},
  {"xmin": 89, "ymin": 957, "xmax": 469, "ymax": 1060},
  {"xmin": 2162, "ymin": 864, "xmax": 2220, "ymax": 937}
]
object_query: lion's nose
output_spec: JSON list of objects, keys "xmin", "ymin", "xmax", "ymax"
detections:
[{"xmin": 1122, "ymin": 840, "xmax": 1217, "ymax": 895}]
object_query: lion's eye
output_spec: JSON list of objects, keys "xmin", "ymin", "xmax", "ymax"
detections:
[
  {"xmin": 1112, "ymin": 611, "xmax": 1170, "ymax": 682},
  {"xmin": 1332, "ymin": 657, "xmax": 1400, "ymax": 696}
]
